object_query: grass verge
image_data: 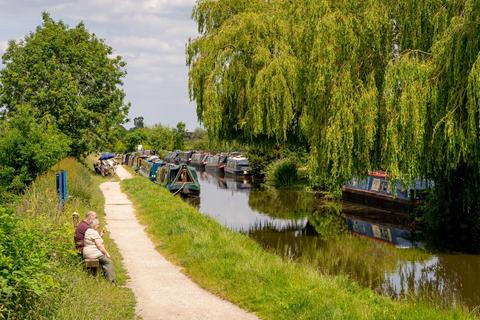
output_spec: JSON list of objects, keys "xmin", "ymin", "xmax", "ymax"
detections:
[
  {"xmin": 121, "ymin": 176, "xmax": 471, "ymax": 320},
  {"xmin": 4, "ymin": 158, "xmax": 135, "ymax": 319}
]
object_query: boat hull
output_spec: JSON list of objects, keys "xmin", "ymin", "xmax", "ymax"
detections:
[
  {"xmin": 342, "ymin": 186, "xmax": 415, "ymax": 213},
  {"xmin": 166, "ymin": 183, "xmax": 200, "ymax": 196}
]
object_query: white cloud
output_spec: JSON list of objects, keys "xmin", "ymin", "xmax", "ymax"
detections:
[
  {"xmin": 0, "ymin": 0, "xmax": 200, "ymax": 129},
  {"xmin": 110, "ymin": 36, "xmax": 177, "ymax": 53},
  {"xmin": 0, "ymin": 40, "xmax": 8, "ymax": 52}
]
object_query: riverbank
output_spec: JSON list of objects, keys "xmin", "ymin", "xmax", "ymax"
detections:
[
  {"xmin": 121, "ymin": 176, "xmax": 472, "ymax": 319},
  {"xmin": 2, "ymin": 158, "xmax": 135, "ymax": 319},
  {"xmin": 101, "ymin": 166, "xmax": 257, "ymax": 319}
]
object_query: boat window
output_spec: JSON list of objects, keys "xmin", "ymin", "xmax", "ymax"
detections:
[
  {"xmin": 379, "ymin": 180, "xmax": 390, "ymax": 193},
  {"xmin": 237, "ymin": 160, "xmax": 249, "ymax": 166}
]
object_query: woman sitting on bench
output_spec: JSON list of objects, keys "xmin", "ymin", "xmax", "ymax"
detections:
[{"xmin": 83, "ymin": 219, "xmax": 116, "ymax": 283}]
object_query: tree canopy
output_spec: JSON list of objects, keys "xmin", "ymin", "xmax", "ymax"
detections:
[
  {"xmin": 187, "ymin": 0, "xmax": 480, "ymax": 248},
  {"xmin": 0, "ymin": 106, "xmax": 69, "ymax": 199},
  {"xmin": 0, "ymin": 13, "xmax": 129, "ymax": 157}
]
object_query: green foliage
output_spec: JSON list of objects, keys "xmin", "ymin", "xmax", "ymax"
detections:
[
  {"xmin": 123, "ymin": 124, "xmax": 178, "ymax": 152},
  {"xmin": 188, "ymin": 0, "xmax": 480, "ymax": 247},
  {"xmin": 307, "ymin": 202, "xmax": 346, "ymax": 238},
  {"xmin": 125, "ymin": 129, "xmax": 148, "ymax": 152},
  {"xmin": 0, "ymin": 207, "xmax": 53, "ymax": 318},
  {"xmin": 266, "ymin": 158, "xmax": 298, "ymax": 188},
  {"xmin": 0, "ymin": 106, "xmax": 69, "ymax": 199},
  {"xmin": 246, "ymin": 145, "xmax": 280, "ymax": 180},
  {"xmin": 185, "ymin": 127, "xmax": 209, "ymax": 150},
  {"xmin": 0, "ymin": 13, "xmax": 129, "ymax": 157},
  {"xmin": 174, "ymin": 121, "xmax": 186, "ymax": 150},
  {"xmin": 2, "ymin": 158, "xmax": 135, "ymax": 319}
]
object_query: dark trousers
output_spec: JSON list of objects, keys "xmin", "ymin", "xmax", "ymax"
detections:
[{"xmin": 98, "ymin": 255, "xmax": 116, "ymax": 283}]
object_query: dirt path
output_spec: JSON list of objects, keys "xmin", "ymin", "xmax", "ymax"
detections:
[{"xmin": 100, "ymin": 165, "xmax": 258, "ymax": 320}]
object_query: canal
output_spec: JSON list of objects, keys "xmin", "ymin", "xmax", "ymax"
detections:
[{"xmin": 192, "ymin": 168, "xmax": 480, "ymax": 310}]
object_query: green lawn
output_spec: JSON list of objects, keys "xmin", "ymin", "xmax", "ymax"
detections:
[{"xmin": 121, "ymin": 176, "xmax": 472, "ymax": 320}]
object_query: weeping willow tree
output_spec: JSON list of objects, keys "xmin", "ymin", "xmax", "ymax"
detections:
[{"xmin": 187, "ymin": 0, "xmax": 480, "ymax": 250}]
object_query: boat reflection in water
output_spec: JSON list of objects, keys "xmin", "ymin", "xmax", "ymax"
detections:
[
  {"xmin": 341, "ymin": 202, "xmax": 422, "ymax": 248},
  {"xmin": 191, "ymin": 168, "xmax": 480, "ymax": 310}
]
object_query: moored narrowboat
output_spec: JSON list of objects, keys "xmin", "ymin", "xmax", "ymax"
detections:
[
  {"xmin": 342, "ymin": 171, "xmax": 430, "ymax": 213},
  {"xmin": 178, "ymin": 151, "xmax": 195, "ymax": 164},
  {"xmin": 224, "ymin": 156, "xmax": 251, "ymax": 176},
  {"xmin": 205, "ymin": 154, "xmax": 227, "ymax": 172},
  {"xmin": 191, "ymin": 152, "xmax": 208, "ymax": 167},
  {"xmin": 155, "ymin": 163, "xmax": 200, "ymax": 196},
  {"xmin": 205, "ymin": 154, "xmax": 220, "ymax": 170},
  {"xmin": 165, "ymin": 151, "xmax": 180, "ymax": 163},
  {"xmin": 138, "ymin": 157, "xmax": 165, "ymax": 181}
]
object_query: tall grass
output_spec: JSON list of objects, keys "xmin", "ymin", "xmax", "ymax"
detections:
[
  {"xmin": 2, "ymin": 158, "xmax": 135, "ymax": 319},
  {"xmin": 122, "ymin": 176, "xmax": 472, "ymax": 320}
]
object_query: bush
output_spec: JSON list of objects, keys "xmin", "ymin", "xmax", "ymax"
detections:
[
  {"xmin": 0, "ymin": 207, "xmax": 54, "ymax": 318},
  {"xmin": 266, "ymin": 158, "xmax": 299, "ymax": 187},
  {"xmin": 1, "ymin": 158, "xmax": 135, "ymax": 319},
  {"xmin": 0, "ymin": 106, "xmax": 70, "ymax": 199}
]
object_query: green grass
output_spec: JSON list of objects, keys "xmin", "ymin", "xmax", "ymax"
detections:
[
  {"xmin": 121, "ymin": 176, "xmax": 472, "ymax": 320},
  {"xmin": 8, "ymin": 158, "xmax": 136, "ymax": 319}
]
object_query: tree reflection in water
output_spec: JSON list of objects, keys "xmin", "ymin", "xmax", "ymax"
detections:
[{"xmin": 191, "ymin": 168, "xmax": 480, "ymax": 310}]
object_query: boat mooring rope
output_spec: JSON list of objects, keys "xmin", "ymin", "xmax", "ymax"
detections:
[{"xmin": 172, "ymin": 182, "xmax": 187, "ymax": 196}]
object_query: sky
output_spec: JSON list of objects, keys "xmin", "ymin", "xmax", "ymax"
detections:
[{"xmin": 0, "ymin": 0, "xmax": 200, "ymax": 130}]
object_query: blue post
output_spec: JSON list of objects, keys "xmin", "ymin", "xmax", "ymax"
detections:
[
  {"xmin": 62, "ymin": 170, "xmax": 67, "ymax": 202},
  {"xmin": 58, "ymin": 172, "xmax": 63, "ymax": 210}
]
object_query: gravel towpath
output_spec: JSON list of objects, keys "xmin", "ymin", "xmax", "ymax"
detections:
[{"xmin": 99, "ymin": 165, "xmax": 258, "ymax": 320}]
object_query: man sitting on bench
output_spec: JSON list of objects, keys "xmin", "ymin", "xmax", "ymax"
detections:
[{"xmin": 74, "ymin": 211, "xmax": 97, "ymax": 254}]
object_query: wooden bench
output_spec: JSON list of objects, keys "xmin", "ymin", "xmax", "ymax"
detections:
[{"xmin": 85, "ymin": 258, "xmax": 100, "ymax": 276}]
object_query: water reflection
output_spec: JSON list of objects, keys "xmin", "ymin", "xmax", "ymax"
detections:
[
  {"xmin": 197, "ymin": 170, "xmax": 307, "ymax": 232},
  {"xmin": 192, "ymin": 168, "xmax": 480, "ymax": 310}
]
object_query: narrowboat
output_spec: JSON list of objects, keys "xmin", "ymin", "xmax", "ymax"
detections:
[
  {"xmin": 165, "ymin": 151, "xmax": 180, "ymax": 163},
  {"xmin": 191, "ymin": 152, "xmax": 208, "ymax": 167},
  {"xmin": 224, "ymin": 156, "xmax": 251, "ymax": 176},
  {"xmin": 200, "ymin": 153, "xmax": 210, "ymax": 168},
  {"xmin": 342, "ymin": 171, "xmax": 430, "ymax": 213},
  {"xmin": 156, "ymin": 163, "xmax": 200, "ymax": 196},
  {"xmin": 205, "ymin": 154, "xmax": 227, "ymax": 172},
  {"xmin": 138, "ymin": 157, "xmax": 165, "ymax": 181},
  {"xmin": 134, "ymin": 155, "xmax": 148, "ymax": 171},
  {"xmin": 130, "ymin": 155, "xmax": 140, "ymax": 169},
  {"xmin": 178, "ymin": 151, "xmax": 195, "ymax": 164},
  {"xmin": 127, "ymin": 153, "xmax": 136, "ymax": 167},
  {"xmin": 122, "ymin": 153, "xmax": 129, "ymax": 165}
]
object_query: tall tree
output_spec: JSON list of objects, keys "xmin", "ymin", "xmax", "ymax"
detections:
[
  {"xmin": 187, "ymin": 0, "xmax": 480, "ymax": 249},
  {"xmin": 0, "ymin": 13, "xmax": 129, "ymax": 157},
  {"xmin": 134, "ymin": 116, "xmax": 145, "ymax": 129},
  {"xmin": 174, "ymin": 122, "xmax": 186, "ymax": 150}
]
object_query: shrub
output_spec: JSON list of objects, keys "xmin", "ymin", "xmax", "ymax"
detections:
[
  {"xmin": 0, "ymin": 207, "xmax": 54, "ymax": 318},
  {"xmin": 266, "ymin": 158, "xmax": 299, "ymax": 187},
  {"xmin": 0, "ymin": 106, "xmax": 70, "ymax": 199},
  {"xmin": 1, "ymin": 158, "xmax": 135, "ymax": 319}
]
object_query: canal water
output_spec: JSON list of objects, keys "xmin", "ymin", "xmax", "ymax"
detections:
[{"xmin": 193, "ymin": 168, "xmax": 480, "ymax": 310}]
